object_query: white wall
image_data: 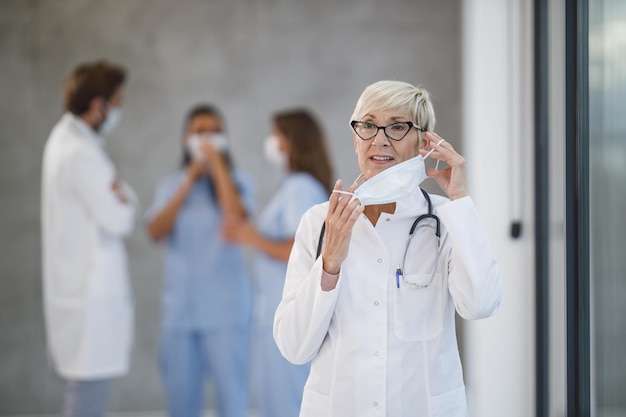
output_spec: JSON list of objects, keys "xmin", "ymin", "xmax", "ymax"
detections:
[{"xmin": 461, "ymin": 1, "xmax": 535, "ymax": 416}]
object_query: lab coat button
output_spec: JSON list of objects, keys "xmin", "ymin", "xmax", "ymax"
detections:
[
  {"xmin": 374, "ymin": 301, "xmax": 379, "ymax": 306},
  {"xmin": 377, "ymin": 258, "xmax": 382, "ymax": 263},
  {"xmin": 373, "ymin": 401, "xmax": 379, "ymax": 407}
]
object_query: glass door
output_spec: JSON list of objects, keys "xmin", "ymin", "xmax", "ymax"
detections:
[{"xmin": 589, "ymin": 1, "xmax": 626, "ymax": 416}]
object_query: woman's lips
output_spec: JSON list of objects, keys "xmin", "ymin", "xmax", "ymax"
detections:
[{"xmin": 370, "ymin": 155, "xmax": 393, "ymax": 162}]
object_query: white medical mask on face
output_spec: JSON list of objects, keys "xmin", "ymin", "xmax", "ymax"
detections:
[
  {"xmin": 99, "ymin": 106, "xmax": 122, "ymax": 136},
  {"xmin": 264, "ymin": 135, "xmax": 287, "ymax": 169},
  {"xmin": 186, "ymin": 133, "xmax": 229, "ymax": 161},
  {"xmin": 334, "ymin": 146, "xmax": 438, "ymax": 206}
]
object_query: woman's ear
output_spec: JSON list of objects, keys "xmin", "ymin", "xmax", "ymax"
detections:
[
  {"xmin": 278, "ymin": 136, "xmax": 290, "ymax": 155},
  {"xmin": 419, "ymin": 131, "xmax": 430, "ymax": 150}
]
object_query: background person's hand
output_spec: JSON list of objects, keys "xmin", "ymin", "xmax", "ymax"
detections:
[
  {"xmin": 199, "ymin": 136, "xmax": 222, "ymax": 174},
  {"xmin": 111, "ymin": 180, "xmax": 129, "ymax": 204},
  {"xmin": 321, "ymin": 180, "xmax": 364, "ymax": 275},
  {"xmin": 420, "ymin": 131, "xmax": 469, "ymax": 201},
  {"xmin": 221, "ymin": 216, "xmax": 258, "ymax": 245},
  {"xmin": 185, "ymin": 160, "xmax": 205, "ymax": 182}
]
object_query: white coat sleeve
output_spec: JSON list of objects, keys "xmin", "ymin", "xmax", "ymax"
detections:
[
  {"xmin": 273, "ymin": 207, "xmax": 341, "ymax": 364},
  {"xmin": 68, "ymin": 145, "xmax": 136, "ymax": 237},
  {"xmin": 437, "ymin": 196, "xmax": 503, "ymax": 320}
]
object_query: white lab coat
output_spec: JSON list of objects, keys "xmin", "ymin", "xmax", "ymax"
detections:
[
  {"xmin": 274, "ymin": 190, "xmax": 502, "ymax": 417},
  {"xmin": 41, "ymin": 113, "xmax": 137, "ymax": 379}
]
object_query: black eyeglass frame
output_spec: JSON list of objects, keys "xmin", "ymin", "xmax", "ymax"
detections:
[{"xmin": 350, "ymin": 120, "xmax": 427, "ymax": 141}]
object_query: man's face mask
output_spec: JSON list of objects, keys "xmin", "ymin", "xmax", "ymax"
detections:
[
  {"xmin": 334, "ymin": 144, "xmax": 439, "ymax": 206},
  {"xmin": 99, "ymin": 105, "xmax": 122, "ymax": 136}
]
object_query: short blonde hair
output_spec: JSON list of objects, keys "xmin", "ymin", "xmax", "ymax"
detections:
[{"xmin": 350, "ymin": 80, "xmax": 436, "ymax": 143}]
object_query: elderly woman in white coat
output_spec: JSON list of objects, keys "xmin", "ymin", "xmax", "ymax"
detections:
[{"xmin": 273, "ymin": 80, "xmax": 503, "ymax": 417}]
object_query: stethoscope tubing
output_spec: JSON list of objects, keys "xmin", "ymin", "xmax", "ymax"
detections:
[{"xmin": 316, "ymin": 188, "xmax": 444, "ymax": 289}]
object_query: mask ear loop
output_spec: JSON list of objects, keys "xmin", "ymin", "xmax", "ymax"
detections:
[
  {"xmin": 331, "ymin": 172, "xmax": 366, "ymax": 198},
  {"xmin": 424, "ymin": 139, "xmax": 446, "ymax": 171},
  {"xmin": 353, "ymin": 173, "xmax": 366, "ymax": 188}
]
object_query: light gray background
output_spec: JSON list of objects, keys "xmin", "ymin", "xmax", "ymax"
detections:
[{"xmin": 0, "ymin": 0, "xmax": 461, "ymax": 413}]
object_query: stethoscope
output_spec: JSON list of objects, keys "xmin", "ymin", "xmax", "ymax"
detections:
[
  {"xmin": 396, "ymin": 188, "xmax": 443, "ymax": 289},
  {"xmin": 315, "ymin": 188, "xmax": 444, "ymax": 289}
]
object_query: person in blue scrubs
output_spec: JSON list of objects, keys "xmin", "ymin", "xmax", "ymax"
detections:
[
  {"xmin": 146, "ymin": 104, "xmax": 254, "ymax": 417},
  {"xmin": 222, "ymin": 109, "xmax": 333, "ymax": 417}
]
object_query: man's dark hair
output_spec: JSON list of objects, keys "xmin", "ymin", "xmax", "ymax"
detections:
[{"xmin": 64, "ymin": 60, "xmax": 126, "ymax": 116}]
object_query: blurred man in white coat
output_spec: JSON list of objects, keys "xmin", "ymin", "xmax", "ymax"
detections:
[{"xmin": 41, "ymin": 60, "xmax": 137, "ymax": 417}]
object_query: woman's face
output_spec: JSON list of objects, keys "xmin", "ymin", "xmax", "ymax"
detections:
[
  {"xmin": 184, "ymin": 113, "xmax": 221, "ymax": 145},
  {"xmin": 353, "ymin": 108, "xmax": 426, "ymax": 180},
  {"xmin": 272, "ymin": 124, "xmax": 290, "ymax": 154}
]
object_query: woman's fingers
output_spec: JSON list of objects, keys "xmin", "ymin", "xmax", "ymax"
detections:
[
  {"xmin": 422, "ymin": 132, "xmax": 448, "ymax": 156},
  {"xmin": 329, "ymin": 179, "xmax": 360, "ymax": 218},
  {"xmin": 328, "ymin": 179, "xmax": 343, "ymax": 213},
  {"xmin": 421, "ymin": 132, "xmax": 469, "ymax": 200},
  {"xmin": 322, "ymin": 177, "xmax": 364, "ymax": 273},
  {"xmin": 421, "ymin": 132, "xmax": 464, "ymax": 167}
]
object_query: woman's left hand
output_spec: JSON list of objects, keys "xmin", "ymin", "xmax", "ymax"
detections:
[
  {"xmin": 199, "ymin": 137, "xmax": 222, "ymax": 173},
  {"xmin": 420, "ymin": 131, "xmax": 469, "ymax": 200},
  {"xmin": 221, "ymin": 216, "xmax": 258, "ymax": 245}
]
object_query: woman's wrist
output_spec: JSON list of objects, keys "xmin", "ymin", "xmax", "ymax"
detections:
[
  {"xmin": 320, "ymin": 268, "xmax": 339, "ymax": 291},
  {"xmin": 322, "ymin": 257, "xmax": 341, "ymax": 275},
  {"xmin": 182, "ymin": 176, "xmax": 195, "ymax": 191},
  {"xmin": 449, "ymin": 191, "xmax": 469, "ymax": 201}
]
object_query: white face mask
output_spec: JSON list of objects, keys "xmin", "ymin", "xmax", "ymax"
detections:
[
  {"xmin": 186, "ymin": 133, "xmax": 229, "ymax": 161},
  {"xmin": 264, "ymin": 135, "xmax": 287, "ymax": 169},
  {"xmin": 99, "ymin": 106, "xmax": 122, "ymax": 136},
  {"xmin": 334, "ymin": 146, "xmax": 438, "ymax": 206}
]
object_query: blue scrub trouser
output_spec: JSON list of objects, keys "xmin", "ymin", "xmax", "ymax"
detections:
[
  {"xmin": 63, "ymin": 378, "xmax": 112, "ymax": 417},
  {"xmin": 253, "ymin": 325, "xmax": 310, "ymax": 417},
  {"xmin": 160, "ymin": 326, "xmax": 249, "ymax": 417}
]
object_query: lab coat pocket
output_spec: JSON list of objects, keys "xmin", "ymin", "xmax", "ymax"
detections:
[
  {"xmin": 430, "ymin": 386, "xmax": 468, "ymax": 417},
  {"xmin": 300, "ymin": 386, "xmax": 331, "ymax": 416},
  {"xmin": 393, "ymin": 273, "xmax": 444, "ymax": 341},
  {"xmin": 90, "ymin": 236, "xmax": 129, "ymax": 299}
]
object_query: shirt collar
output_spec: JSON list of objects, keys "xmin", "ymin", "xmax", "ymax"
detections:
[
  {"xmin": 394, "ymin": 188, "xmax": 431, "ymax": 218},
  {"xmin": 63, "ymin": 112, "xmax": 104, "ymax": 147}
]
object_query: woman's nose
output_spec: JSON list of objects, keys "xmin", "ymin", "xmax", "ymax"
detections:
[{"xmin": 372, "ymin": 128, "xmax": 391, "ymax": 146}]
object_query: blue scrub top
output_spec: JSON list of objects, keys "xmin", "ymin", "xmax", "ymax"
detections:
[
  {"xmin": 146, "ymin": 169, "xmax": 255, "ymax": 330},
  {"xmin": 253, "ymin": 172, "xmax": 328, "ymax": 328}
]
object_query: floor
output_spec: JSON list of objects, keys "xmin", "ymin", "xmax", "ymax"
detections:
[{"xmin": 2, "ymin": 411, "xmax": 259, "ymax": 417}]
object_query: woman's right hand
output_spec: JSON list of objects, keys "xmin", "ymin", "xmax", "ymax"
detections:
[
  {"xmin": 186, "ymin": 161, "xmax": 205, "ymax": 182},
  {"xmin": 321, "ymin": 180, "xmax": 364, "ymax": 275},
  {"xmin": 221, "ymin": 217, "xmax": 258, "ymax": 245}
]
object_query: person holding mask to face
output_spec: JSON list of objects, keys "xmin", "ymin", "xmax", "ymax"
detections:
[
  {"xmin": 273, "ymin": 81, "xmax": 503, "ymax": 417},
  {"xmin": 222, "ymin": 109, "xmax": 333, "ymax": 417},
  {"xmin": 146, "ymin": 105, "xmax": 254, "ymax": 417},
  {"xmin": 41, "ymin": 60, "xmax": 136, "ymax": 417}
]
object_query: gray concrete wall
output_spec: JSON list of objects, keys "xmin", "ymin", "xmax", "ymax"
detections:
[{"xmin": 0, "ymin": 0, "xmax": 461, "ymax": 413}]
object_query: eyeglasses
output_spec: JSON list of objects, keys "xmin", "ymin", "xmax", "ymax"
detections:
[{"xmin": 351, "ymin": 120, "xmax": 426, "ymax": 141}]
